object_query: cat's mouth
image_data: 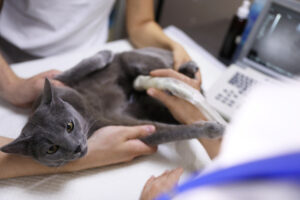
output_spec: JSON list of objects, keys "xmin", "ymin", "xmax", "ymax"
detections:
[
  {"xmin": 76, "ymin": 146, "xmax": 88, "ymax": 158},
  {"xmin": 69, "ymin": 145, "xmax": 87, "ymax": 161},
  {"xmin": 42, "ymin": 146, "xmax": 88, "ymax": 167}
]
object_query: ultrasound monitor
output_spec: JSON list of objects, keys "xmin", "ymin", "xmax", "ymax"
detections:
[
  {"xmin": 246, "ymin": 2, "xmax": 300, "ymax": 78},
  {"xmin": 206, "ymin": 0, "xmax": 300, "ymax": 120}
]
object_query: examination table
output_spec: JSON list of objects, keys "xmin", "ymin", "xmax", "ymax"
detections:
[{"xmin": 0, "ymin": 26, "xmax": 225, "ymax": 200}]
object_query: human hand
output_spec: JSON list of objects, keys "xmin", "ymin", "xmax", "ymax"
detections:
[
  {"xmin": 148, "ymin": 69, "xmax": 222, "ymax": 158},
  {"xmin": 171, "ymin": 43, "xmax": 192, "ymax": 71},
  {"xmin": 147, "ymin": 88, "xmax": 206, "ymax": 125},
  {"xmin": 148, "ymin": 69, "xmax": 205, "ymax": 124},
  {"xmin": 140, "ymin": 168, "xmax": 184, "ymax": 200},
  {"xmin": 150, "ymin": 68, "xmax": 202, "ymax": 90},
  {"xmin": 70, "ymin": 125, "xmax": 157, "ymax": 171},
  {"xmin": 3, "ymin": 70, "xmax": 64, "ymax": 107}
]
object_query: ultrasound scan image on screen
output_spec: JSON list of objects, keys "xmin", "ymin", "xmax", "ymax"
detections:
[{"xmin": 247, "ymin": 3, "xmax": 300, "ymax": 77}]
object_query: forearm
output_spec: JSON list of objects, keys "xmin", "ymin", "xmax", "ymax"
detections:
[
  {"xmin": 198, "ymin": 138, "xmax": 222, "ymax": 159},
  {"xmin": 0, "ymin": 136, "xmax": 67, "ymax": 179},
  {"xmin": 126, "ymin": 0, "xmax": 179, "ymax": 51},
  {"xmin": 128, "ymin": 21, "xmax": 178, "ymax": 51},
  {"xmin": 0, "ymin": 127, "xmax": 152, "ymax": 180},
  {"xmin": 0, "ymin": 136, "xmax": 106, "ymax": 179},
  {"xmin": 0, "ymin": 54, "xmax": 18, "ymax": 97}
]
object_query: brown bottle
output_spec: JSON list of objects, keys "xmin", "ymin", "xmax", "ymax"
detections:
[{"xmin": 219, "ymin": 0, "xmax": 251, "ymax": 65}]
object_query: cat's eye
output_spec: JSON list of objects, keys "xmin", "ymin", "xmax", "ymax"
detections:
[
  {"xmin": 66, "ymin": 121, "xmax": 74, "ymax": 133},
  {"xmin": 47, "ymin": 145, "xmax": 59, "ymax": 154}
]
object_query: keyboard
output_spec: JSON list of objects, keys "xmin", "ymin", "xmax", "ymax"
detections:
[
  {"xmin": 214, "ymin": 72, "xmax": 257, "ymax": 108},
  {"xmin": 206, "ymin": 64, "xmax": 277, "ymax": 120}
]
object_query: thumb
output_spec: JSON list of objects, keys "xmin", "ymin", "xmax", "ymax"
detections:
[
  {"xmin": 147, "ymin": 88, "xmax": 177, "ymax": 108},
  {"xmin": 195, "ymin": 70, "xmax": 202, "ymax": 85},
  {"xmin": 174, "ymin": 61, "xmax": 181, "ymax": 71}
]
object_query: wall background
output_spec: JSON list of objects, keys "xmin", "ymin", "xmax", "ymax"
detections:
[
  {"xmin": 159, "ymin": 0, "xmax": 244, "ymax": 57},
  {"xmin": 110, "ymin": 0, "xmax": 247, "ymax": 58}
]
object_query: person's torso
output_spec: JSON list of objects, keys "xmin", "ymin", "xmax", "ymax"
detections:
[{"xmin": 0, "ymin": 0, "xmax": 115, "ymax": 57}]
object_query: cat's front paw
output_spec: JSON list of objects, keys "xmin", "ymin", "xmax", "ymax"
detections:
[
  {"xmin": 178, "ymin": 61, "xmax": 199, "ymax": 79},
  {"xmin": 94, "ymin": 50, "xmax": 114, "ymax": 68}
]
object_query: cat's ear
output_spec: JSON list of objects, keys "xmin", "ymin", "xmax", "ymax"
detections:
[
  {"xmin": 0, "ymin": 136, "xmax": 31, "ymax": 155},
  {"xmin": 42, "ymin": 78, "xmax": 55, "ymax": 105}
]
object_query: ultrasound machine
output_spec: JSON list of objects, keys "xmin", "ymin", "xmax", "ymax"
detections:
[{"xmin": 206, "ymin": 0, "xmax": 300, "ymax": 119}]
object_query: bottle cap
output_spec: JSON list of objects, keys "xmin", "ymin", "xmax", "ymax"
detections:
[{"xmin": 237, "ymin": 0, "xmax": 251, "ymax": 19}]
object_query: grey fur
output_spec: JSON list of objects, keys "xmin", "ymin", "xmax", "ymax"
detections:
[{"xmin": 0, "ymin": 47, "xmax": 225, "ymax": 167}]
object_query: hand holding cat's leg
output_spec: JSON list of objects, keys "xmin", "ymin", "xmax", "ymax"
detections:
[
  {"xmin": 69, "ymin": 125, "xmax": 157, "ymax": 171},
  {"xmin": 0, "ymin": 125, "xmax": 156, "ymax": 179},
  {"xmin": 147, "ymin": 88, "xmax": 222, "ymax": 159},
  {"xmin": 150, "ymin": 68, "xmax": 202, "ymax": 91},
  {"xmin": 148, "ymin": 88, "xmax": 206, "ymax": 124},
  {"xmin": 55, "ymin": 50, "xmax": 113, "ymax": 85}
]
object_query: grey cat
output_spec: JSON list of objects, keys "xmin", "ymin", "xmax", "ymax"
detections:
[{"xmin": 0, "ymin": 47, "xmax": 224, "ymax": 167}]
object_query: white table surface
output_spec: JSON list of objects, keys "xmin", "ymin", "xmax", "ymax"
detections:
[{"xmin": 0, "ymin": 26, "xmax": 225, "ymax": 200}]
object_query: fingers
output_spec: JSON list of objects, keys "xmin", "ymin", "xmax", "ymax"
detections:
[
  {"xmin": 141, "ymin": 169, "xmax": 183, "ymax": 200},
  {"xmin": 144, "ymin": 175, "xmax": 156, "ymax": 187},
  {"xmin": 39, "ymin": 70, "xmax": 62, "ymax": 79},
  {"xmin": 172, "ymin": 44, "xmax": 191, "ymax": 70},
  {"xmin": 157, "ymin": 168, "xmax": 183, "ymax": 179},
  {"xmin": 147, "ymin": 88, "xmax": 177, "ymax": 109},
  {"xmin": 150, "ymin": 69, "xmax": 190, "ymax": 83},
  {"xmin": 150, "ymin": 69, "xmax": 200, "ymax": 90},
  {"xmin": 165, "ymin": 168, "xmax": 184, "ymax": 185},
  {"xmin": 36, "ymin": 70, "xmax": 65, "ymax": 87},
  {"xmin": 123, "ymin": 125, "xmax": 158, "ymax": 156},
  {"xmin": 173, "ymin": 60, "xmax": 182, "ymax": 71},
  {"xmin": 126, "ymin": 140, "xmax": 158, "ymax": 156},
  {"xmin": 173, "ymin": 57, "xmax": 191, "ymax": 71},
  {"xmin": 155, "ymin": 168, "xmax": 183, "ymax": 189},
  {"xmin": 144, "ymin": 168, "xmax": 184, "ymax": 188},
  {"xmin": 195, "ymin": 70, "xmax": 202, "ymax": 85},
  {"xmin": 125, "ymin": 125, "xmax": 156, "ymax": 140},
  {"xmin": 50, "ymin": 80, "xmax": 65, "ymax": 87}
]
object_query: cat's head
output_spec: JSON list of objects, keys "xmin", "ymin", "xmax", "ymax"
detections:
[{"xmin": 0, "ymin": 79, "xmax": 88, "ymax": 167}]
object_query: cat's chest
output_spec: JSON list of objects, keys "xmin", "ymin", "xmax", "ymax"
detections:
[{"xmin": 71, "ymin": 65, "xmax": 136, "ymax": 114}]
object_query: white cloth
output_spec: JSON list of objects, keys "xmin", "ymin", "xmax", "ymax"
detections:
[
  {"xmin": 175, "ymin": 82, "xmax": 300, "ymax": 200},
  {"xmin": 0, "ymin": 0, "xmax": 115, "ymax": 56}
]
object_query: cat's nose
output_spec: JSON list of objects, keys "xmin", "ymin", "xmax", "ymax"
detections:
[{"xmin": 74, "ymin": 145, "xmax": 81, "ymax": 154}]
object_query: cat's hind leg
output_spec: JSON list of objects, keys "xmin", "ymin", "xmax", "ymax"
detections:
[
  {"xmin": 90, "ymin": 115, "xmax": 224, "ymax": 146},
  {"xmin": 119, "ymin": 48, "xmax": 173, "ymax": 78},
  {"xmin": 120, "ymin": 48, "xmax": 201, "ymax": 81},
  {"xmin": 55, "ymin": 50, "xmax": 113, "ymax": 85},
  {"xmin": 140, "ymin": 121, "xmax": 225, "ymax": 145}
]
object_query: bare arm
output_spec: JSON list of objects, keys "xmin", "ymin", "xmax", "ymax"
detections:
[
  {"xmin": 0, "ymin": 53, "xmax": 63, "ymax": 107},
  {"xmin": 0, "ymin": 125, "xmax": 156, "ymax": 179},
  {"xmin": 0, "ymin": 54, "xmax": 18, "ymax": 100},
  {"xmin": 126, "ymin": 0, "xmax": 191, "ymax": 69}
]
